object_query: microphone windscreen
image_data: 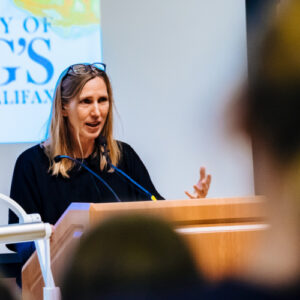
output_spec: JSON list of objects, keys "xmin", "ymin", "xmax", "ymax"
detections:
[{"xmin": 54, "ymin": 155, "xmax": 62, "ymax": 163}]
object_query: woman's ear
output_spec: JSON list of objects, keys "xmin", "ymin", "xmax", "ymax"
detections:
[{"xmin": 62, "ymin": 105, "xmax": 68, "ymax": 117}]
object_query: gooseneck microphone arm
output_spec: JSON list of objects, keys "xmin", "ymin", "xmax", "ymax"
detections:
[
  {"xmin": 54, "ymin": 155, "xmax": 121, "ymax": 202},
  {"xmin": 98, "ymin": 137, "xmax": 157, "ymax": 201},
  {"xmin": 110, "ymin": 164, "xmax": 157, "ymax": 201}
]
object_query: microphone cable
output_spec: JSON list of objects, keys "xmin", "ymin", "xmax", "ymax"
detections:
[
  {"xmin": 98, "ymin": 137, "xmax": 157, "ymax": 202},
  {"xmin": 54, "ymin": 155, "xmax": 121, "ymax": 202}
]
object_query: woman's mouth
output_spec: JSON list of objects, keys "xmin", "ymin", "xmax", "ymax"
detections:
[{"xmin": 86, "ymin": 122, "xmax": 100, "ymax": 128}]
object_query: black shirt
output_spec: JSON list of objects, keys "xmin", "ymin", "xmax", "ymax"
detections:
[
  {"xmin": 202, "ymin": 279, "xmax": 300, "ymax": 300},
  {"xmin": 8, "ymin": 141, "xmax": 163, "ymax": 284},
  {"xmin": 9, "ymin": 141, "xmax": 163, "ymax": 225}
]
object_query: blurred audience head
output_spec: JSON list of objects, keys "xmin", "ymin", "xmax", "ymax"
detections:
[
  {"xmin": 242, "ymin": 0, "xmax": 300, "ymax": 166},
  {"xmin": 0, "ymin": 279, "xmax": 17, "ymax": 300},
  {"xmin": 61, "ymin": 214, "xmax": 201, "ymax": 300}
]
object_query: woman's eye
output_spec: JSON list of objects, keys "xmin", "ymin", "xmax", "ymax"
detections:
[
  {"xmin": 98, "ymin": 97, "xmax": 108, "ymax": 103},
  {"xmin": 80, "ymin": 99, "xmax": 91, "ymax": 104}
]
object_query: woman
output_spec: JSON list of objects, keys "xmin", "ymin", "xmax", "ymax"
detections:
[{"xmin": 9, "ymin": 63, "xmax": 211, "ymax": 282}]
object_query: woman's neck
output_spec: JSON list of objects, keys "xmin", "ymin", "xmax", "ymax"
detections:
[{"xmin": 75, "ymin": 140, "xmax": 95, "ymax": 158}]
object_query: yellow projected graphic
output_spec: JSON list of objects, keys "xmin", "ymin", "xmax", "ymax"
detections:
[{"xmin": 13, "ymin": 0, "xmax": 100, "ymax": 26}]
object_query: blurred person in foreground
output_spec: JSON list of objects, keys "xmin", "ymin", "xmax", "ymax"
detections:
[
  {"xmin": 61, "ymin": 214, "xmax": 203, "ymax": 300},
  {"xmin": 0, "ymin": 279, "xmax": 17, "ymax": 300},
  {"xmin": 206, "ymin": 0, "xmax": 300, "ymax": 299}
]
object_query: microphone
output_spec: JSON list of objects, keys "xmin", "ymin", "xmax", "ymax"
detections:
[
  {"xmin": 54, "ymin": 155, "xmax": 121, "ymax": 202},
  {"xmin": 98, "ymin": 137, "xmax": 157, "ymax": 202}
]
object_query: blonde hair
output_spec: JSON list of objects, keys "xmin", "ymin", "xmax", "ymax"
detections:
[{"xmin": 43, "ymin": 67, "xmax": 120, "ymax": 177}]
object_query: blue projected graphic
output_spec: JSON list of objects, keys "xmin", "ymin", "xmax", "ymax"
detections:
[{"xmin": 0, "ymin": 0, "xmax": 103, "ymax": 143}]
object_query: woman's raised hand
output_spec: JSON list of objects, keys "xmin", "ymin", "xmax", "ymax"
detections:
[{"xmin": 185, "ymin": 167, "xmax": 211, "ymax": 199}]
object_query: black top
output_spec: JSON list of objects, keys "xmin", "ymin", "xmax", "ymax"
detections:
[
  {"xmin": 8, "ymin": 142, "xmax": 163, "ymax": 286},
  {"xmin": 9, "ymin": 141, "xmax": 163, "ymax": 225},
  {"xmin": 202, "ymin": 279, "xmax": 300, "ymax": 300}
]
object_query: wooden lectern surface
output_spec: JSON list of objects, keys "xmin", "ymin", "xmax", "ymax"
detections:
[{"xmin": 22, "ymin": 197, "xmax": 267, "ymax": 300}]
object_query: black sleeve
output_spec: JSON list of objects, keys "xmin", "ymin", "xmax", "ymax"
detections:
[
  {"xmin": 9, "ymin": 151, "xmax": 42, "ymax": 224},
  {"xmin": 120, "ymin": 143, "xmax": 164, "ymax": 200},
  {"xmin": 8, "ymin": 150, "xmax": 40, "ymax": 285}
]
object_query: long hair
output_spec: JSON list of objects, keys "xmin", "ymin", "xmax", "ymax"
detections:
[{"xmin": 44, "ymin": 66, "xmax": 120, "ymax": 177}]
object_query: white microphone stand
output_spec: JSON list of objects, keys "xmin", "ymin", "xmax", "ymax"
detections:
[{"xmin": 0, "ymin": 193, "xmax": 61, "ymax": 300}]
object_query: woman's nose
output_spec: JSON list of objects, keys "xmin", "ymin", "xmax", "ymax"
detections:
[{"xmin": 91, "ymin": 102, "xmax": 101, "ymax": 117}]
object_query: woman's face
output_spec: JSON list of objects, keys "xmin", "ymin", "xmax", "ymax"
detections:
[{"xmin": 63, "ymin": 76, "xmax": 110, "ymax": 147}]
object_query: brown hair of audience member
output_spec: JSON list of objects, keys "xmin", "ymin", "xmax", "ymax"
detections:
[
  {"xmin": 243, "ymin": 1, "xmax": 300, "ymax": 165},
  {"xmin": 61, "ymin": 214, "xmax": 201, "ymax": 299},
  {"xmin": 236, "ymin": 0, "xmax": 300, "ymax": 286},
  {"xmin": 0, "ymin": 279, "xmax": 16, "ymax": 300}
]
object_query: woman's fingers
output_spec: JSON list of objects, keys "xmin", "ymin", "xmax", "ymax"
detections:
[
  {"xmin": 185, "ymin": 167, "xmax": 212, "ymax": 199},
  {"xmin": 206, "ymin": 174, "xmax": 212, "ymax": 188},
  {"xmin": 194, "ymin": 184, "xmax": 208, "ymax": 197},
  {"xmin": 200, "ymin": 167, "xmax": 206, "ymax": 181},
  {"xmin": 185, "ymin": 190, "xmax": 195, "ymax": 198}
]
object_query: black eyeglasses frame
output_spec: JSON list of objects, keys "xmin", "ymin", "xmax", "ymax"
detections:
[{"xmin": 67, "ymin": 62, "xmax": 106, "ymax": 75}]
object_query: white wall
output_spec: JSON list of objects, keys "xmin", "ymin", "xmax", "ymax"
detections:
[
  {"xmin": 0, "ymin": 0, "xmax": 253, "ymax": 239},
  {"xmin": 101, "ymin": 0, "xmax": 253, "ymax": 199}
]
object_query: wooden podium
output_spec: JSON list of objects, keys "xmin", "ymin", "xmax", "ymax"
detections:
[{"xmin": 22, "ymin": 197, "xmax": 267, "ymax": 300}]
